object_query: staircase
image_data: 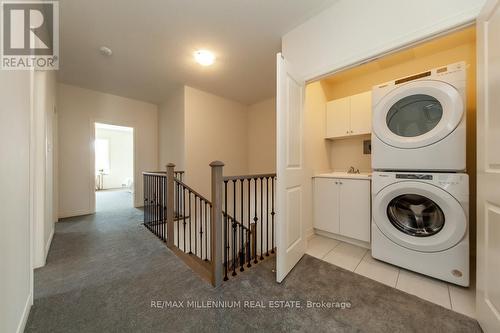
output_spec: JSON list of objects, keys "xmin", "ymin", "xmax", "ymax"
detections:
[{"xmin": 142, "ymin": 162, "xmax": 276, "ymax": 287}]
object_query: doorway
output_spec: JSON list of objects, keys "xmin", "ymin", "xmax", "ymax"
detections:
[{"xmin": 94, "ymin": 122, "xmax": 134, "ymax": 211}]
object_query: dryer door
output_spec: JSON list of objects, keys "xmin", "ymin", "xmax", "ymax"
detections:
[
  {"xmin": 373, "ymin": 80, "xmax": 464, "ymax": 149},
  {"xmin": 373, "ymin": 181, "xmax": 467, "ymax": 252}
]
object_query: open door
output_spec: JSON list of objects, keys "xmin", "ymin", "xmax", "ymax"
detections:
[
  {"xmin": 276, "ymin": 53, "xmax": 307, "ymax": 283},
  {"xmin": 476, "ymin": 1, "xmax": 500, "ymax": 332}
]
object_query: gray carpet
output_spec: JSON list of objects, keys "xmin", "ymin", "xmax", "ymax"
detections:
[
  {"xmin": 96, "ymin": 189, "xmax": 133, "ymax": 212},
  {"xmin": 26, "ymin": 193, "xmax": 482, "ymax": 332}
]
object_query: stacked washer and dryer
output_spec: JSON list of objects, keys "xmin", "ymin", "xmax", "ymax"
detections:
[{"xmin": 370, "ymin": 62, "xmax": 469, "ymax": 286}]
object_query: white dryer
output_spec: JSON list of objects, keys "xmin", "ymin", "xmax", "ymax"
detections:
[
  {"xmin": 371, "ymin": 171, "xmax": 469, "ymax": 286},
  {"xmin": 372, "ymin": 62, "xmax": 466, "ymax": 171}
]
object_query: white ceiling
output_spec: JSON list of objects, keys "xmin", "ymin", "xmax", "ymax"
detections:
[{"xmin": 58, "ymin": 0, "xmax": 337, "ymax": 105}]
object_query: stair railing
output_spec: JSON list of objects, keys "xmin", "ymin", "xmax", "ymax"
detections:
[{"xmin": 143, "ymin": 162, "xmax": 276, "ymax": 287}]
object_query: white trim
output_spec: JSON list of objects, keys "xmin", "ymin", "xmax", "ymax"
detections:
[
  {"xmin": 58, "ymin": 208, "xmax": 94, "ymax": 219},
  {"xmin": 45, "ymin": 228, "xmax": 54, "ymax": 259},
  {"xmin": 16, "ymin": 293, "xmax": 32, "ymax": 333},
  {"xmin": 315, "ymin": 229, "xmax": 371, "ymax": 250}
]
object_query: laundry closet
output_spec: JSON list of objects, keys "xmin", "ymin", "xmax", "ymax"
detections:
[{"xmin": 300, "ymin": 26, "xmax": 477, "ymax": 287}]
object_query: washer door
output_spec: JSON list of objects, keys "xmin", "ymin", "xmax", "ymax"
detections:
[
  {"xmin": 373, "ymin": 80, "xmax": 464, "ymax": 149},
  {"xmin": 373, "ymin": 181, "xmax": 467, "ymax": 252}
]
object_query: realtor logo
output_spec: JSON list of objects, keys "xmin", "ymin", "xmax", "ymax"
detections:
[{"xmin": 1, "ymin": 1, "xmax": 59, "ymax": 70}]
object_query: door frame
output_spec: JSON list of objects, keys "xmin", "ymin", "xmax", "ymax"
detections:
[{"xmin": 90, "ymin": 119, "xmax": 137, "ymax": 213}]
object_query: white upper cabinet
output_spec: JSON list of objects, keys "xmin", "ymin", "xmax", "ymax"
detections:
[
  {"xmin": 349, "ymin": 91, "xmax": 372, "ymax": 135},
  {"xmin": 326, "ymin": 97, "xmax": 350, "ymax": 138},
  {"xmin": 326, "ymin": 91, "xmax": 372, "ymax": 139}
]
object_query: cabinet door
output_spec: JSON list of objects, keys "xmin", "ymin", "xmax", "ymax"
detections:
[
  {"xmin": 326, "ymin": 97, "xmax": 350, "ymax": 138},
  {"xmin": 313, "ymin": 178, "xmax": 340, "ymax": 234},
  {"xmin": 349, "ymin": 91, "xmax": 372, "ymax": 135},
  {"xmin": 338, "ymin": 179, "xmax": 370, "ymax": 242}
]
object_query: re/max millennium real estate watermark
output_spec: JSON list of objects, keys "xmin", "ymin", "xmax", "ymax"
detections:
[{"xmin": 1, "ymin": 0, "xmax": 59, "ymax": 70}]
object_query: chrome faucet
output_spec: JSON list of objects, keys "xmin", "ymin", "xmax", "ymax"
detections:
[{"xmin": 348, "ymin": 166, "xmax": 360, "ymax": 174}]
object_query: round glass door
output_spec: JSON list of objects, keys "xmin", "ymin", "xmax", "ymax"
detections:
[
  {"xmin": 387, "ymin": 194, "xmax": 445, "ymax": 237},
  {"xmin": 386, "ymin": 94, "xmax": 443, "ymax": 137},
  {"xmin": 372, "ymin": 80, "xmax": 464, "ymax": 149}
]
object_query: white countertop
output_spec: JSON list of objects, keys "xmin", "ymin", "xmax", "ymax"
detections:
[{"xmin": 313, "ymin": 172, "xmax": 372, "ymax": 180}]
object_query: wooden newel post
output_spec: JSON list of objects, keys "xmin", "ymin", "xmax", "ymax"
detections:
[
  {"xmin": 166, "ymin": 163, "xmax": 175, "ymax": 248},
  {"xmin": 210, "ymin": 160, "xmax": 224, "ymax": 287}
]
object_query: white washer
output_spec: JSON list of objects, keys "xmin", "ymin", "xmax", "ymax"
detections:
[
  {"xmin": 372, "ymin": 62, "xmax": 466, "ymax": 171},
  {"xmin": 371, "ymin": 171, "xmax": 469, "ymax": 286}
]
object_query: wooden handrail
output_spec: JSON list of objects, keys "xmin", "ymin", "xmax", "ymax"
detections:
[
  {"xmin": 174, "ymin": 178, "xmax": 212, "ymax": 206},
  {"xmin": 222, "ymin": 173, "xmax": 276, "ymax": 181},
  {"xmin": 142, "ymin": 171, "xmax": 166, "ymax": 176}
]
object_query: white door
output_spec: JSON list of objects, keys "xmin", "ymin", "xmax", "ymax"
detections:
[
  {"xmin": 276, "ymin": 53, "xmax": 306, "ymax": 283},
  {"xmin": 476, "ymin": 1, "xmax": 500, "ymax": 331},
  {"xmin": 326, "ymin": 97, "xmax": 350, "ymax": 138},
  {"xmin": 349, "ymin": 91, "xmax": 372, "ymax": 136}
]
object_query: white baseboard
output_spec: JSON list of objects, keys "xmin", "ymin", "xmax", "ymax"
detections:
[
  {"xmin": 45, "ymin": 227, "xmax": 54, "ymax": 260},
  {"xmin": 315, "ymin": 229, "xmax": 371, "ymax": 249},
  {"xmin": 58, "ymin": 209, "xmax": 93, "ymax": 219},
  {"xmin": 16, "ymin": 292, "xmax": 32, "ymax": 333}
]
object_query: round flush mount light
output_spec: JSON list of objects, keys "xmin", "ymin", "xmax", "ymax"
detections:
[
  {"xmin": 194, "ymin": 49, "xmax": 215, "ymax": 66},
  {"xmin": 99, "ymin": 46, "xmax": 113, "ymax": 56}
]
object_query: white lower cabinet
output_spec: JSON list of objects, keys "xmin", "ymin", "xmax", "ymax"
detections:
[{"xmin": 313, "ymin": 177, "xmax": 371, "ymax": 242}]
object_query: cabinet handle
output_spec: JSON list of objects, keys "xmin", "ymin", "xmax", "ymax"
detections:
[
  {"xmin": 350, "ymin": 130, "xmax": 354, "ymax": 133},
  {"xmin": 339, "ymin": 181, "xmax": 343, "ymax": 185},
  {"xmin": 346, "ymin": 131, "xmax": 349, "ymax": 134}
]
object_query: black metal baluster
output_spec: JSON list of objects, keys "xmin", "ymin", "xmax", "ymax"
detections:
[
  {"xmin": 240, "ymin": 179, "xmax": 244, "ymax": 272},
  {"xmin": 253, "ymin": 178, "xmax": 258, "ymax": 264},
  {"xmin": 188, "ymin": 192, "xmax": 192, "ymax": 254},
  {"xmin": 176, "ymin": 181, "xmax": 180, "ymax": 248},
  {"xmin": 194, "ymin": 196, "xmax": 198, "ymax": 256},
  {"xmin": 247, "ymin": 179, "xmax": 251, "ymax": 268},
  {"xmin": 271, "ymin": 177, "xmax": 275, "ymax": 254},
  {"xmin": 143, "ymin": 175, "xmax": 147, "ymax": 225},
  {"xmin": 224, "ymin": 181, "xmax": 228, "ymax": 281},
  {"xmin": 204, "ymin": 202, "xmax": 208, "ymax": 261},
  {"xmin": 160, "ymin": 176, "xmax": 164, "ymax": 241},
  {"xmin": 199, "ymin": 198, "xmax": 203, "ymax": 260},
  {"xmin": 232, "ymin": 180, "xmax": 237, "ymax": 276},
  {"xmin": 232, "ymin": 217, "xmax": 236, "ymax": 277},
  {"xmin": 183, "ymin": 186, "xmax": 186, "ymax": 252},
  {"xmin": 266, "ymin": 177, "xmax": 269, "ymax": 256},
  {"xmin": 260, "ymin": 177, "xmax": 264, "ymax": 260},
  {"xmin": 154, "ymin": 176, "xmax": 157, "ymax": 236}
]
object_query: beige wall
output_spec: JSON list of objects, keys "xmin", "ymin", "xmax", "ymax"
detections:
[
  {"xmin": 184, "ymin": 86, "xmax": 249, "ymax": 197},
  {"xmin": 303, "ymin": 82, "xmax": 332, "ymax": 236},
  {"xmin": 58, "ymin": 84, "xmax": 158, "ymax": 217},
  {"xmin": 328, "ymin": 135, "xmax": 371, "ymax": 172},
  {"xmin": 247, "ymin": 98, "xmax": 276, "ymax": 174},
  {"xmin": 158, "ymin": 86, "xmax": 185, "ymax": 170},
  {"xmin": 32, "ymin": 70, "xmax": 57, "ymax": 268},
  {"xmin": 0, "ymin": 70, "xmax": 32, "ymax": 333}
]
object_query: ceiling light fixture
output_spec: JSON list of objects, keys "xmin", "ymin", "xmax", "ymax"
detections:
[
  {"xmin": 99, "ymin": 46, "xmax": 113, "ymax": 57},
  {"xmin": 194, "ymin": 49, "xmax": 215, "ymax": 66}
]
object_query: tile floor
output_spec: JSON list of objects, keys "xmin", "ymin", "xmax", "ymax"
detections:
[{"xmin": 306, "ymin": 234, "xmax": 476, "ymax": 318}]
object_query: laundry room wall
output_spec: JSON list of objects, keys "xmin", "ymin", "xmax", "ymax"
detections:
[{"xmin": 320, "ymin": 26, "xmax": 477, "ymax": 265}]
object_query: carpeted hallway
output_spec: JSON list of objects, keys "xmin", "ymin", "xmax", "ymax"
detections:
[{"xmin": 25, "ymin": 192, "xmax": 481, "ymax": 332}]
